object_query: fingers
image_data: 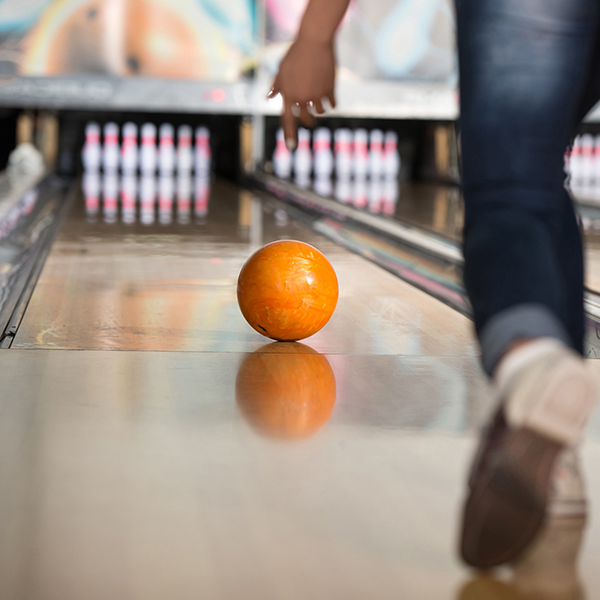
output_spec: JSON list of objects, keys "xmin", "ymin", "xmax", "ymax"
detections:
[
  {"xmin": 268, "ymin": 78, "xmax": 280, "ymax": 99},
  {"xmin": 282, "ymin": 97, "xmax": 297, "ymax": 150},
  {"xmin": 313, "ymin": 98, "xmax": 325, "ymax": 115},
  {"xmin": 327, "ymin": 90, "xmax": 336, "ymax": 109},
  {"xmin": 299, "ymin": 103, "xmax": 315, "ymax": 128}
]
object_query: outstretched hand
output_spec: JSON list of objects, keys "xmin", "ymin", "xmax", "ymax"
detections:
[{"xmin": 268, "ymin": 36, "xmax": 336, "ymax": 149}]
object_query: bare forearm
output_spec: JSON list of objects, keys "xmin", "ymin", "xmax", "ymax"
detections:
[{"xmin": 297, "ymin": 0, "xmax": 351, "ymax": 44}]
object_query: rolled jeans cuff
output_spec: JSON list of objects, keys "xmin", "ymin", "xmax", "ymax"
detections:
[{"xmin": 479, "ymin": 303, "xmax": 571, "ymax": 377}]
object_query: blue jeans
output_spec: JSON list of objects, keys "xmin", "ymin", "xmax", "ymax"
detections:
[{"xmin": 456, "ymin": 0, "xmax": 600, "ymax": 375}]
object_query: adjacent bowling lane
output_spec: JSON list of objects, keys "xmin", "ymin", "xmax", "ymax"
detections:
[{"xmin": 13, "ymin": 178, "xmax": 477, "ymax": 356}]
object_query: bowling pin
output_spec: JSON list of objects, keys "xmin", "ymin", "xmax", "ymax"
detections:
[
  {"xmin": 140, "ymin": 123, "xmax": 157, "ymax": 175},
  {"xmin": 353, "ymin": 176, "xmax": 368, "ymax": 209},
  {"xmin": 102, "ymin": 122, "xmax": 120, "ymax": 174},
  {"xmin": 335, "ymin": 177, "xmax": 352, "ymax": 204},
  {"xmin": 368, "ymin": 129, "xmax": 384, "ymax": 178},
  {"xmin": 593, "ymin": 135, "xmax": 600, "ymax": 181},
  {"xmin": 158, "ymin": 123, "xmax": 175, "ymax": 176},
  {"xmin": 194, "ymin": 175, "xmax": 210, "ymax": 221},
  {"xmin": 352, "ymin": 129, "xmax": 369, "ymax": 179},
  {"xmin": 313, "ymin": 127, "xmax": 334, "ymax": 180},
  {"xmin": 334, "ymin": 128, "xmax": 353, "ymax": 179},
  {"xmin": 177, "ymin": 125, "xmax": 193, "ymax": 174},
  {"xmin": 570, "ymin": 135, "xmax": 582, "ymax": 183},
  {"xmin": 194, "ymin": 126, "xmax": 211, "ymax": 177},
  {"xmin": 273, "ymin": 127, "xmax": 292, "ymax": 179},
  {"xmin": 581, "ymin": 133, "xmax": 594, "ymax": 182},
  {"xmin": 294, "ymin": 128, "xmax": 312, "ymax": 180},
  {"xmin": 121, "ymin": 122, "xmax": 138, "ymax": 174},
  {"xmin": 383, "ymin": 131, "xmax": 401, "ymax": 178},
  {"xmin": 102, "ymin": 172, "xmax": 118, "ymax": 223},
  {"xmin": 82, "ymin": 122, "xmax": 101, "ymax": 172}
]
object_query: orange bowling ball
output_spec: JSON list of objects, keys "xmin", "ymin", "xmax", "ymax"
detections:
[
  {"xmin": 237, "ymin": 240, "xmax": 339, "ymax": 341},
  {"xmin": 235, "ymin": 343, "xmax": 337, "ymax": 439}
]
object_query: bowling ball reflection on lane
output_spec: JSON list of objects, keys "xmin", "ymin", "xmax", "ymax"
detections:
[
  {"xmin": 235, "ymin": 343, "xmax": 336, "ymax": 440},
  {"xmin": 237, "ymin": 240, "xmax": 339, "ymax": 342}
]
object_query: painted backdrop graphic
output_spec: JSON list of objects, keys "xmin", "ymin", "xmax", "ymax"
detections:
[
  {"xmin": 0, "ymin": 0, "xmax": 455, "ymax": 82},
  {"xmin": 0, "ymin": 0, "xmax": 255, "ymax": 80},
  {"xmin": 264, "ymin": 0, "xmax": 456, "ymax": 82}
]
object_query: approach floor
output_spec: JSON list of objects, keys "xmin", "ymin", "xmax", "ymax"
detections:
[{"xmin": 1, "ymin": 177, "xmax": 600, "ymax": 599}]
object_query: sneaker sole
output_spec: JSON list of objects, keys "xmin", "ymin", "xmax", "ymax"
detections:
[{"xmin": 461, "ymin": 357, "xmax": 598, "ymax": 568}]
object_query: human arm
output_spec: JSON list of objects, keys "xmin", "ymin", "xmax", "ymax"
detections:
[{"xmin": 268, "ymin": 0, "xmax": 351, "ymax": 148}]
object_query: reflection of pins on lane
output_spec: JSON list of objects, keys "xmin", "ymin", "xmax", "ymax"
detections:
[
  {"xmin": 102, "ymin": 173, "xmax": 118, "ymax": 223},
  {"xmin": 194, "ymin": 126, "xmax": 211, "ymax": 177},
  {"xmin": 83, "ymin": 171, "xmax": 100, "ymax": 217},
  {"xmin": 177, "ymin": 125, "xmax": 193, "ymax": 174},
  {"xmin": 273, "ymin": 127, "xmax": 292, "ymax": 179},
  {"xmin": 274, "ymin": 208, "xmax": 289, "ymax": 227},
  {"xmin": 82, "ymin": 122, "xmax": 101, "ymax": 171},
  {"xmin": 313, "ymin": 127, "xmax": 333, "ymax": 179},
  {"xmin": 158, "ymin": 175, "xmax": 174, "ymax": 225},
  {"xmin": 353, "ymin": 129, "xmax": 369, "ymax": 179},
  {"xmin": 177, "ymin": 173, "xmax": 192, "ymax": 224},
  {"xmin": 140, "ymin": 174, "xmax": 156, "ymax": 226},
  {"xmin": 314, "ymin": 177, "xmax": 332, "ymax": 197},
  {"xmin": 294, "ymin": 128, "xmax": 312, "ymax": 180},
  {"xmin": 335, "ymin": 177, "xmax": 352, "ymax": 204},
  {"xmin": 382, "ymin": 178, "xmax": 399, "ymax": 216},
  {"xmin": 368, "ymin": 129, "xmax": 384, "ymax": 178},
  {"xmin": 121, "ymin": 174, "xmax": 137, "ymax": 225},
  {"xmin": 194, "ymin": 175, "xmax": 210, "ymax": 221},
  {"xmin": 158, "ymin": 123, "xmax": 175, "ymax": 176},
  {"xmin": 383, "ymin": 130, "xmax": 401, "ymax": 178},
  {"xmin": 121, "ymin": 122, "xmax": 138, "ymax": 174},
  {"xmin": 353, "ymin": 177, "xmax": 368, "ymax": 209},
  {"xmin": 102, "ymin": 122, "xmax": 120, "ymax": 174},
  {"xmin": 368, "ymin": 177, "xmax": 383, "ymax": 214},
  {"xmin": 334, "ymin": 128, "xmax": 352, "ymax": 179},
  {"xmin": 140, "ymin": 123, "xmax": 157, "ymax": 175}
]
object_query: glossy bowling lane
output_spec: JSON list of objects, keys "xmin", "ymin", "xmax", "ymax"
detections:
[
  {"xmin": 13, "ymin": 178, "xmax": 477, "ymax": 356},
  {"xmin": 3, "ymin": 177, "xmax": 600, "ymax": 598}
]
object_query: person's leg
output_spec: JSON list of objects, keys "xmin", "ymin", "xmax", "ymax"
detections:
[
  {"xmin": 456, "ymin": 0, "xmax": 600, "ymax": 568},
  {"xmin": 457, "ymin": 0, "xmax": 599, "ymax": 373}
]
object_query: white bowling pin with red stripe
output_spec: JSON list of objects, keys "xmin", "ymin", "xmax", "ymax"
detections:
[
  {"xmin": 82, "ymin": 122, "xmax": 101, "ymax": 172},
  {"xmin": 352, "ymin": 129, "xmax": 369, "ymax": 179},
  {"xmin": 121, "ymin": 122, "xmax": 138, "ymax": 174},
  {"xmin": 368, "ymin": 129, "xmax": 384, "ymax": 178},
  {"xmin": 273, "ymin": 127, "xmax": 292, "ymax": 179},
  {"xmin": 313, "ymin": 127, "xmax": 333, "ymax": 180},
  {"xmin": 102, "ymin": 122, "xmax": 120, "ymax": 173},
  {"xmin": 159, "ymin": 123, "xmax": 175, "ymax": 176},
  {"xmin": 194, "ymin": 127, "xmax": 211, "ymax": 177},
  {"xmin": 140, "ymin": 123, "xmax": 157, "ymax": 175},
  {"xmin": 383, "ymin": 131, "xmax": 401, "ymax": 178},
  {"xmin": 177, "ymin": 125, "xmax": 193, "ymax": 174},
  {"xmin": 294, "ymin": 128, "xmax": 312, "ymax": 180},
  {"xmin": 334, "ymin": 128, "xmax": 352, "ymax": 179}
]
